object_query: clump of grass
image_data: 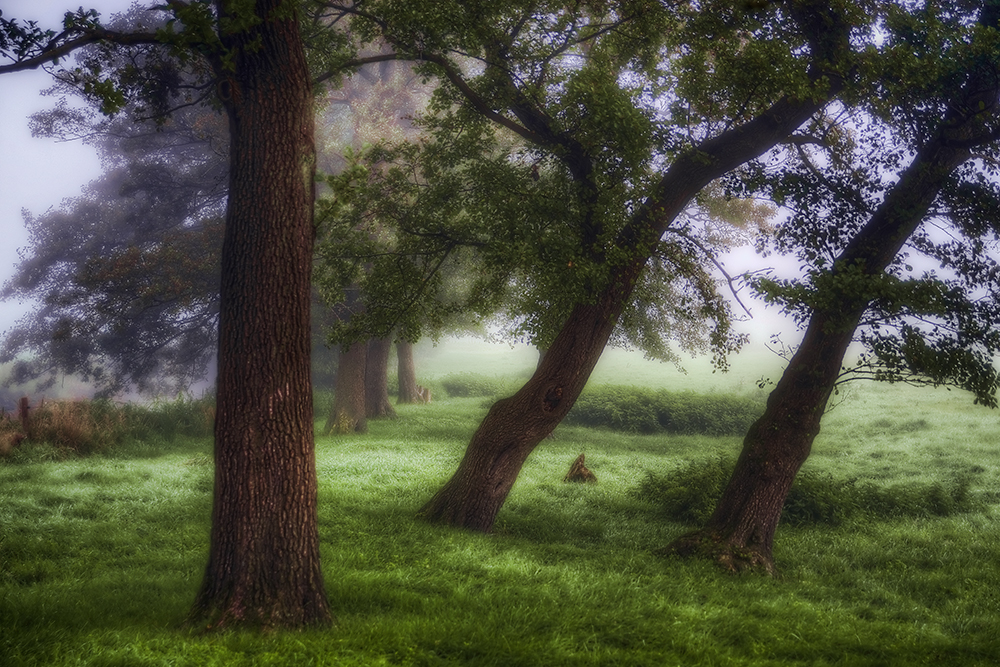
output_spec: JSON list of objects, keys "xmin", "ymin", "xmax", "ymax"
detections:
[
  {"xmin": 635, "ymin": 456, "xmax": 986, "ymax": 526},
  {"xmin": 566, "ymin": 386, "xmax": 764, "ymax": 436}
]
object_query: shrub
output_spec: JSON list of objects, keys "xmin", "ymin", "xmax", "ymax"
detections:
[
  {"xmin": 24, "ymin": 399, "xmax": 129, "ymax": 454},
  {"xmin": 635, "ymin": 457, "xmax": 986, "ymax": 526},
  {"xmin": 0, "ymin": 396, "xmax": 215, "ymax": 458},
  {"xmin": 440, "ymin": 373, "xmax": 509, "ymax": 398},
  {"xmin": 566, "ymin": 386, "xmax": 764, "ymax": 436}
]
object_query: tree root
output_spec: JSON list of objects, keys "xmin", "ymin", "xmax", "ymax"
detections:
[{"xmin": 656, "ymin": 530, "xmax": 777, "ymax": 577}]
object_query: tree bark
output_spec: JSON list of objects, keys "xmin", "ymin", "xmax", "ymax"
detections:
[
  {"xmin": 396, "ymin": 339, "xmax": 421, "ymax": 403},
  {"xmin": 190, "ymin": 0, "xmax": 331, "ymax": 629},
  {"xmin": 419, "ymin": 28, "xmax": 850, "ymax": 532},
  {"xmin": 662, "ymin": 16, "xmax": 1000, "ymax": 571},
  {"xmin": 365, "ymin": 336, "xmax": 396, "ymax": 418},
  {"xmin": 325, "ymin": 341, "xmax": 367, "ymax": 434}
]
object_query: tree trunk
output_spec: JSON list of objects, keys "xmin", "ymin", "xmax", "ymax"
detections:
[
  {"xmin": 396, "ymin": 339, "xmax": 421, "ymax": 403},
  {"xmin": 663, "ymin": 316, "xmax": 856, "ymax": 574},
  {"xmin": 419, "ymin": 289, "xmax": 639, "ymax": 531},
  {"xmin": 325, "ymin": 341, "xmax": 368, "ymax": 434},
  {"xmin": 190, "ymin": 0, "xmax": 331, "ymax": 629},
  {"xmin": 661, "ymin": 25, "xmax": 1000, "ymax": 571},
  {"xmin": 365, "ymin": 336, "xmax": 396, "ymax": 418}
]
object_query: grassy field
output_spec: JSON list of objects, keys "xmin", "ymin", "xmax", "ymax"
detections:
[{"xmin": 2, "ymin": 339, "xmax": 999, "ymax": 666}]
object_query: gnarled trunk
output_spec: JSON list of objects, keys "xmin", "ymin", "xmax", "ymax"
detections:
[
  {"xmin": 419, "ymin": 289, "xmax": 637, "ymax": 531},
  {"xmin": 663, "ymin": 316, "xmax": 856, "ymax": 574},
  {"xmin": 191, "ymin": 0, "xmax": 331, "ymax": 629}
]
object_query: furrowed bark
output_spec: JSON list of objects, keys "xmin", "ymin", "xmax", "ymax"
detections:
[{"xmin": 189, "ymin": 0, "xmax": 331, "ymax": 629}]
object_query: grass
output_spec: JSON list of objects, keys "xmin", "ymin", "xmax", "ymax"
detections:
[{"xmin": 2, "ymin": 340, "xmax": 999, "ymax": 665}]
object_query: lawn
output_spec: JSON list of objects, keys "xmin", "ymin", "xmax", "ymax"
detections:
[{"xmin": 1, "ymin": 339, "xmax": 998, "ymax": 665}]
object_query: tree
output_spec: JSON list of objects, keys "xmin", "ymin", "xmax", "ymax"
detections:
[
  {"xmin": 0, "ymin": 83, "xmax": 227, "ymax": 396},
  {"xmin": 664, "ymin": 1, "xmax": 1000, "ymax": 574},
  {"xmin": 333, "ymin": 0, "xmax": 862, "ymax": 531},
  {"xmin": 1, "ymin": 0, "xmax": 337, "ymax": 628}
]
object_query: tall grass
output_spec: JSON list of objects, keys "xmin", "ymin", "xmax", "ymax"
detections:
[{"xmin": 2, "ymin": 343, "xmax": 999, "ymax": 666}]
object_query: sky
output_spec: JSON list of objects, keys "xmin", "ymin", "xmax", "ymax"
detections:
[{"xmin": 0, "ymin": 0, "xmax": 135, "ymax": 333}]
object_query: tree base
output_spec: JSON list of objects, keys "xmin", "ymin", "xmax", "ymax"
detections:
[{"xmin": 656, "ymin": 530, "xmax": 777, "ymax": 576}]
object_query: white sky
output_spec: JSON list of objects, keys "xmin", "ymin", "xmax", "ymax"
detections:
[{"xmin": 0, "ymin": 1, "xmax": 134, "ymax": 332}]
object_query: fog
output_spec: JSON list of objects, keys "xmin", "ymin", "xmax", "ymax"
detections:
[
  {"xmin": 1, "ymin": 1, "xmax": 134, "ymax": 332},
  {"xmin": 0, "ymin": 0, "xmax": 801, "ymax": 400}
]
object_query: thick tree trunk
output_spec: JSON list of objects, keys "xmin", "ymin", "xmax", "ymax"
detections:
[
  {"xmin": 365, "ymin": 336, "xmax": 396, "ymax": 418},
  {"xmin": 190, "ymin": 0, "xmax": 331, "ymax": 629},
  {"xmin": 419, "ymin": 287, "xmax": 639, "ymax": 531},
  {"xmin": 396, "ymin": 339, "xmax": 421, "ymax": 404},
  {"xmin": 325, "ymin": 341, "xmax": 367, "ymax": 434},
  {"xmin": 663, "ymin": 316, "xmax": 856, "ymax": 574}
]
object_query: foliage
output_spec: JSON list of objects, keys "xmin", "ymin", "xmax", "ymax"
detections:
[
  {"xmin": 565, "ymin": 386, "xmax": 764, "ymax": 436},
  {"xmin": 729, "ymin": 2, "xmax": 1000, "ymax": 407},
  {"xmin": 0, "ymin": 7, "xmax": 227, "ymax": 396},
  {"xmin": 636, "ymin": 456, "xmax": 986, "ymax": 527},
  {"xmin": 312, "ymin": 0, "xmax": 845, "ymax": 363}
]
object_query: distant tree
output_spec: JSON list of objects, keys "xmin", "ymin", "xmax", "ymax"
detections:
[
  {"xmin": 664, "ymin": 2, "xmax": 1000, "ymax": 574},
  {"xmin": 395, "ymin": 338, "xmax": 421, "ymax": 403},
  {"xmin": 332, "ymin": 0, "xmax": 862, "ymax": 532},
  {"xmin": 1, "ymin": 90, "xmax": 227, "ymax": 396}
]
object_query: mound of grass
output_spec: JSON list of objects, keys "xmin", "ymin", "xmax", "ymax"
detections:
[
  {"xmin": 566, "ymin": 386, "xmax": 764, "ymax": 436},
  {"xmin": 635, "ymin": 456, "xmax": 986, "ymax": 526}
]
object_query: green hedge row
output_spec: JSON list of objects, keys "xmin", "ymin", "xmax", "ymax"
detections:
[
  {"xmin": 634, "ymin": 456, "xmax": 984, "ymax": 526},
  {"xmin": 565, "ymin": 386, "xmax": 764, "ymax": 436}
]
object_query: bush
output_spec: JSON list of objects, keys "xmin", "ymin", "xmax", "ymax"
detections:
[
  {"xmin": 0, "ymin": 396, "xmax": 215, "ymax": 458},
  {"xmin": 440, "ymin": 373, "xmax": 509, "ymax": 398},
  {"xmin": 566, "ymin": 386, "xmax": 764, "ymax": 436},
  {"xmin": 635, "ymin": 456, "xmax": 985, "ymax": 526},
  {"xmin": 23, "ymin": 399, "xmax": 129, "ymax": 454}
]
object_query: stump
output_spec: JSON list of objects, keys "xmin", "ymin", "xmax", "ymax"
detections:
[{"xmin": 563, "ymin": 453, "xmax": 597, "ymax": 483}]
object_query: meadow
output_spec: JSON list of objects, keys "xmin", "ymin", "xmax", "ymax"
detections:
[{"xmin": 1, "ymin": 338, "xmax": 998, "ymax": 666}]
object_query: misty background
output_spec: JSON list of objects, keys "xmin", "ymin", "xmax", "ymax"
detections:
[{"xmin": 0, "ymin": 0, "xmax": 795, "ymax": 402}]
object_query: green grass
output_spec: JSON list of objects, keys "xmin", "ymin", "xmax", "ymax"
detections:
[{"xmin": 2, "ymin": 341, "xmax": 999, "ymax": 665}]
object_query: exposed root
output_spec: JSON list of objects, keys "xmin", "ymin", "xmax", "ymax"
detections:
[{"xmin": 656, "ymin": 530, "xmax": 777, "ymax": 577}]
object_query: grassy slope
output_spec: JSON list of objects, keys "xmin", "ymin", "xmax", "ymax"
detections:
[{"xmin": 1, "ymin": 338, "xmax": 998, "ymax": 666}]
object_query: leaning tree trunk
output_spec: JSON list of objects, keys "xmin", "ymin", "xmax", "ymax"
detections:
[
  {"xmin": 396, "ymin": 339, "xmax": 421, "ymax": 403},
  {"xmin": 365, "ymin": 336, "xmax": 396, "ymax": 418},
  {"xmin": 661, "ymin": 34, "xmax": 998, "ymax": 571},
  {"xmin": 325, "ymin": 341, "xmax": 367, "ymax": 434},
  {"xmin": 190, "ymin": 0, "xmax": 331, "ymax": 629},
  {"xmin": 419, "ymin": 278, "xmax": 641, "ymax": 532},
  {"xmin": 663, "ymin": 316, "xmax": 857, "ymax": 574}
]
